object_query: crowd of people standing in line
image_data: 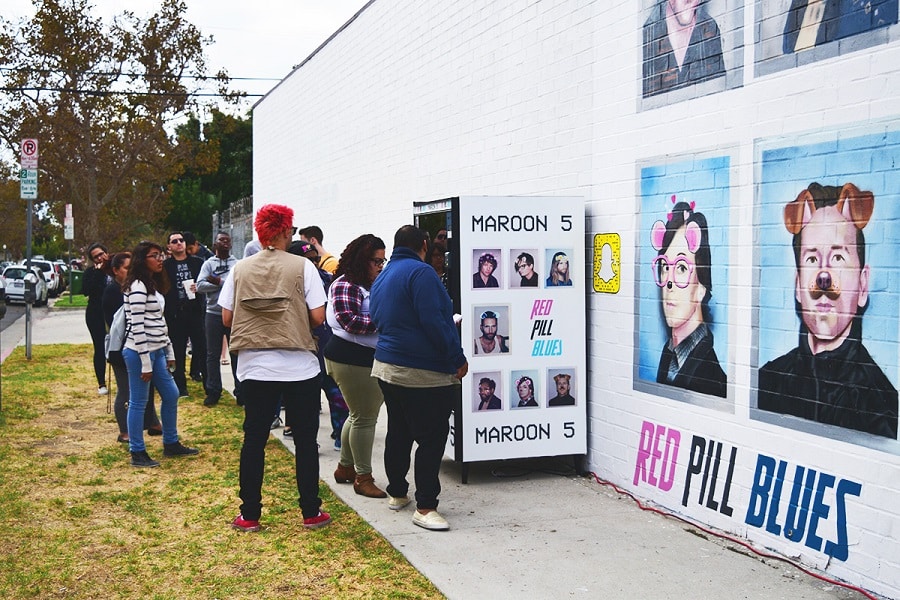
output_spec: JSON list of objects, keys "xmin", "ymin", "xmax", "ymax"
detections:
[{"xmin": 86, "ymin": 217, "xmax": 467, "ymax": 532}]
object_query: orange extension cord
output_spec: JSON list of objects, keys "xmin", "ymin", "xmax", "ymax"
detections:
[{"xmin": 589, "ymin": 472, "xmax": 879, "ymax": 600}]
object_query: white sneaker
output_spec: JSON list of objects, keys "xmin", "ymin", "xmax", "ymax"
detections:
[
  {"xmin": 98, "ymin": 386, "xmax": 108, "ymax": 395},
  {"xmin": 412, "ymin": 509, "xmax": 449, "ymax": 531},
  {"xmin": 387, "ymin": 495, "xmax": 411, "ymax": 511}
]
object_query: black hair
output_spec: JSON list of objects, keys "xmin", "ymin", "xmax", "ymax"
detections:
[
  {"xmin": 394, "ymin": 225, "xmax": 429, "ymax": 252},
  {"xmin": 658, "ymin": 201, "xmax": 712, "ymax": 304}
]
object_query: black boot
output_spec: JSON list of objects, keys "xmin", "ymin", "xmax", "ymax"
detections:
[
  {"xmin": 131, "ymin": 450, "xmax": 160, "ymax": 468},
  {"xmin": 163, "ymin": 441, "xmax": 199, "ymax": 457}
]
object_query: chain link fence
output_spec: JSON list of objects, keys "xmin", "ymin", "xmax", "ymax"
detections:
[{"xmin": 211, "ymin": 196, "xmax": 253, "ymax": 258}]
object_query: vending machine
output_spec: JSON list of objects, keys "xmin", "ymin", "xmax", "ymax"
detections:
[{"xmin": 413, "ymin": 196, "xmax": 587, "ymax": 482}]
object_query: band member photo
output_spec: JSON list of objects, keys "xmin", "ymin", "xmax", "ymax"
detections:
[
  {"xmin": 473, "ymin": 307, "xmax": 511, "ymax": 355},
  {"xmin": 472, "ymin": 249, "xmax": 501, "ymax": 289},
  {"xmin": 473, "ymin": 373, "xmax": 503, "ymax": 411},
  {"xmin": 510, "ymin": 250, "xmax": 539, "ymax": 288},
  {"xmin": 511, "ymin": 370, "xmax": 540, "ymax": 409},
  {"xmin": 545, "ymin": 250, "xmax": 573, "ymax": 287},
  {"xmin": 547, "ymin": 370, "xmax": 577, "ymax": 407}
]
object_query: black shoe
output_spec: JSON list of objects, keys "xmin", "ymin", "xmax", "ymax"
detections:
[
  {"xmin": 203, "ymin": 397, "xmax": 219, "ymax": 407},
  {"xmin": 163, "ymin": 442, "xmax": 199, "ymax": 457},
  {"xmin": 190, "ymin": 374, "xmax": 203, "ymax": 382},
  {"xmin": 131, "ymin": 451, "xmax": 160, "ymax": 468},
  {"xmin": 147, "ymin": 425, "xmax": 163, "ymax": 436}
]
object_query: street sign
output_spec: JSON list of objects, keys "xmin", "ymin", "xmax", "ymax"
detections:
[
  {"xmin": 64, "ymin": 217, "xmax": 74, "ymax": 240},
  {"xmin": 20, "ymin": 138, "xmax": 38, "ymax": 170},
  {"xmin": 20, "ymin": 168, "xmax": 37, "ymax": 200}
]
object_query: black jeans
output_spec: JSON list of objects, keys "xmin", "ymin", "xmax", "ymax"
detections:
[
  {"xmin": 167, "ymin": 309, "xmax": 207, "ymax": 394},
  {"xmin": 239, "ymin": 376, "xmax": 323, "ymax": 520},
  {"xmin": 85, "ymin": 306, "xmax": 106, "ymax": 387},
  {"xmin": 378, "ymin": 380, "xmax": 455, "ymax": 511}
]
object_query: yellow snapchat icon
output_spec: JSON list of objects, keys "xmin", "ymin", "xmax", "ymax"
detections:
[{"xmin": 593, "ymin": 233, "xmax": 620, "ymax": 294}]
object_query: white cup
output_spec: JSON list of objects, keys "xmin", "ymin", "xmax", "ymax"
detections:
[{"xmin": 182, "ymin": 278, "xmax": 196, "ymax": 300}]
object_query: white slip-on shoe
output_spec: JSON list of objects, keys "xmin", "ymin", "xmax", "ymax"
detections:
[
  {"xmin": 388, "ymin": 495, "xmax": 411, "ymax": 511},
  {"xmin": 412, "ymin": 509, "xmax": 449, "ymax": 531}
]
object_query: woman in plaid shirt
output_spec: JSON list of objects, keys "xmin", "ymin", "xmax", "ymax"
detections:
[{"xmin": 324, "ymin": 234, "xmax": 389, "ymax": 498}]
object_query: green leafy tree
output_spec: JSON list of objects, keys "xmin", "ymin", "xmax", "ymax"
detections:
[
  {"xmin": 0, "ymin": 0, "xmax": 238, "ymax": 250},
  {"xmin": 165, "ymin": 109, "xmax": 251, "ymax": 242}
]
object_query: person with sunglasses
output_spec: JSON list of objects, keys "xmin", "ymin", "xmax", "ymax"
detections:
[
  {"xmin": 83, "ymin": 242, "xmax": 112, "ymax": 395},
  {"xmin": 649, "ymin": 200, "xmax": 725, "ymax": 397},
  {"xmin": 162, "ymin": 231, "xmax": 207, "ymax": 397},
  {"xmin": 515, "ymin": 252, "xmax": 539, "ymax": 287}
]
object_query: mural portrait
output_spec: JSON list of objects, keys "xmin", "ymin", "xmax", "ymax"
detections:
[
  {"xmin": 756, "ymin": 0, "xmax": 899, "ymax": 76},
  {"xmin": 640, "ymin": 0, "xmax": 744, "ymax": 108},
  {"xmin": 635, "ymin": 156, "xmax": 731, "ymax": 409},
  {"xmin": 755, "ymin": 127, "xmax": 900, "ymax": 448}
]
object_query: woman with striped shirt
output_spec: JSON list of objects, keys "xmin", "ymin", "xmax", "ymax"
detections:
[{"xmin": 122, "ymin": 241, "xmax": 199, "ymax": 468}]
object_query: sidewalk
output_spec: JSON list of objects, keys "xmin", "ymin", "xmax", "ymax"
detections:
[{"xmin": 2, "ymin": 303, "xmax": 872, "ymax": 600}]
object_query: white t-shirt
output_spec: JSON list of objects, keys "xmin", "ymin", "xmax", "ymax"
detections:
[{"xmin": 219, "ymin": 255, "xmax": 326, "ymax": 382}]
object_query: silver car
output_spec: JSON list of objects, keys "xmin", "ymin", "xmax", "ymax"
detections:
[{"xmin": 2, "ymin": 265, "xmax": 49, "ymax": 305}]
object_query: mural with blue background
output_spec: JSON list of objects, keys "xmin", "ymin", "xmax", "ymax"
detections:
[
  {"xmin": 755, "ymin": 126, "xmax": 900, "ymax": 446},
  {"xmin": 636, "ymin": 156, "xmax": 731, "ymax": 407}
]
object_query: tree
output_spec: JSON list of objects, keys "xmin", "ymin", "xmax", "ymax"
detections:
[
  {"xmin": 0, "ymin": 0, "xmax": 238, "ymax": 250},
  {"xmin": 165, "ymin": 109, "xmax": 251, "ymax": 242}
]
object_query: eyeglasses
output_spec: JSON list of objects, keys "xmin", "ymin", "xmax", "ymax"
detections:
[
  {"xmin": 90, "ymin": 251, "xmax": 106, "ymax": 261},
  {"xmin": 169, "ymin": 238, "xmax": 185, "ymax": 244},
  {"xmin": 370, "ymin": 258, "xmax": 387, "ymax": 267},
  {"xmin": 652, "ymin": 256, "xmax": 695, "ymax": 289},
  {"xmin": 147, "ymin": 253, "xmax": 164, "ymax": 261},
  {"xmin": 515, "ymin": 262, "xmax": 530, "ymax": 271}
]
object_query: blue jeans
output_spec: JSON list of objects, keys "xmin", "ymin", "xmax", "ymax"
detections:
[{"xmin": 123, "ymin": 347, "xmax": 181, "ymax": 452}]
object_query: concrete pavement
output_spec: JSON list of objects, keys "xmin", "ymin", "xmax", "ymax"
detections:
[{"xmin": 1, "ymin": 302, "xmax": 875, "ymax": 600}]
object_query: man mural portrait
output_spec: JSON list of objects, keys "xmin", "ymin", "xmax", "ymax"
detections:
[
  {"xmin": 758, "ymin": 182, "xmax": 898, "ymax": 439},
  {"xmin": 642, "ymin": 0, "xmax": 726, "ymax": 98}
]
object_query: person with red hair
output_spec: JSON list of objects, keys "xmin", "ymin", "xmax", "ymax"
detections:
[{"xmin": 219, "ymin": 203, "xmax": 332, "ymax": 531}]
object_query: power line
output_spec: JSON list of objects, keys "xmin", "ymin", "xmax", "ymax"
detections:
[
  {"xmin": 1, "ymin": 86, "xmax": 262, "ymax": 98},
  {"xmin": 0, "ymin": 67, "xmax": 281, "ymax": 82}
]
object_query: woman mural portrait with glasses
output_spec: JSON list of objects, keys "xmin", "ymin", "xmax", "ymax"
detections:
[{"xmin": 650, "ymin": 198, "xmax": 726, "ymax": 397}]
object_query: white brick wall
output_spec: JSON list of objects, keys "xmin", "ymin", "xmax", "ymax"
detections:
[{"xmin": 254, "ymin": 1, "xmax": 900, "ymax": 596}]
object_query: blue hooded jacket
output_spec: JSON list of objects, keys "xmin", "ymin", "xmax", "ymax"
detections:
[{"xmin": 370, "ymin": 246, "xmax": 466, "ymax": 374}]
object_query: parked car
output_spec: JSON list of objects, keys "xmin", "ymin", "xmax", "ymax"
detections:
[
  {"xmin": 53, "ymin": 262, "xmax": 68, "ymax": 294},
  {"xmin": 3, "ymin": 265, "xmax": 49, "ymax": 305},
  {"xmin": 23, "ymin": 259, "xmax": 62, "ymax": 297}
]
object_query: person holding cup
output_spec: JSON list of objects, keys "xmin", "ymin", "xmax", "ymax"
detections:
[{"xmin": 163, "ymin": 231, "xmax": 207, "ymax": 398}]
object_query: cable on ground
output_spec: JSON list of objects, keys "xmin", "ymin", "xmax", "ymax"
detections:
[{"xmin": 588, "ymin": 471, "xmax": 879, "ymax": 600}]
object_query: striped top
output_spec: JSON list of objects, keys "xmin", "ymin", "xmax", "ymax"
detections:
[{"xmin": 123, "ymin": 279, "xmax": 174, "ymax": 372}]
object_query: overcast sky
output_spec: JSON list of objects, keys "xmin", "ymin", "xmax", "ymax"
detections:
[{"xmin": 6, "ymin": 0, "xmax": 369, "ymax": 111}]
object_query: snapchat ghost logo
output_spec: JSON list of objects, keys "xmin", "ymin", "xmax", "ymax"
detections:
[{"xmin": 593, "ymin": 233, "xmax": 620, "ymax": 294}]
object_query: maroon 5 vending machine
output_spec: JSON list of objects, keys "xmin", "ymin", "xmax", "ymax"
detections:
[{"xmin": 414, "ymin": 196, "xmax": 587, "ymax": 481}]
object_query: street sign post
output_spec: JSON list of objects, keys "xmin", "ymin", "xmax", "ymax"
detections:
[{"xmin": 20, "ymin": 138, "xmax": 38, "ymax": 360}]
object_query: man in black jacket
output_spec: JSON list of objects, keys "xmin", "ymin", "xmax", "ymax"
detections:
[
  {"xmin": 758, "ymin": 183, "xmax": 898, "ymax": 439},
  {"xmin": 163, "ymin": 231, "xmax": 207, "ymax": 397}
]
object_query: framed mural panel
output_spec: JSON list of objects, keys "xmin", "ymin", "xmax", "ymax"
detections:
[
  {"xmin": 753, "ymin": 123, "xmax": 900, "ymax": 452},
  {"xmin": 634, "ymin": 154, "xmax": 733, "ymax": 412},
  {"xmin": 639, "ymin": 0, "xmax": 744, "ymax": 110},
  {"xmin": 756, "ymin": 0, "xmax": 900, "ymax": 77}
]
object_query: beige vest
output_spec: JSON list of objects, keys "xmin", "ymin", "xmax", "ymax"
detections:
[{"xmin": 229, "ymin": 249, "xmax": 318, "ymax": 353}]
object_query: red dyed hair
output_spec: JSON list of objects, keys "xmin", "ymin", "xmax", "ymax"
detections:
[{"xmin": 254, "ymin": 204, "xmax": 294, "ymax": 247}]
